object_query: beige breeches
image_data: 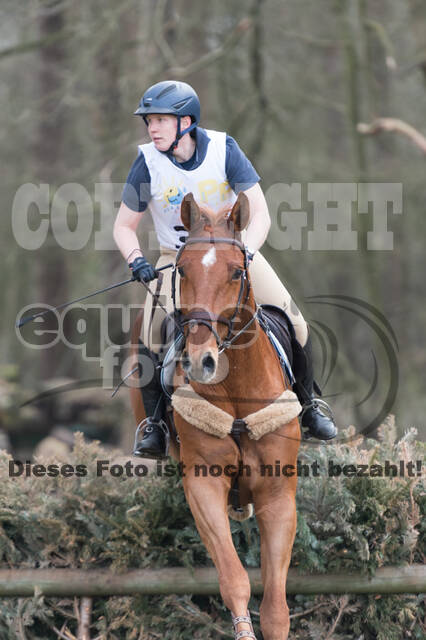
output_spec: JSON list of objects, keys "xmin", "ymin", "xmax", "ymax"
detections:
[{"xmin": 142, "ymin": 247, "xmax": 308, "ymax": 352}]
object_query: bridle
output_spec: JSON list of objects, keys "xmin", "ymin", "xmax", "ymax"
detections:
[{"xmin": 171, "ymin": 237, "xmax": 259, "ymax": 353}]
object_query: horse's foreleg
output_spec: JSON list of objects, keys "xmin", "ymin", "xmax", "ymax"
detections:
[
  {"xmin": 182, "ymin": 470, "xmax": 253, "ymax": 637},
  {"xmin": 253, "ymin": 481, "xmax": 297, "ymax": 640}
]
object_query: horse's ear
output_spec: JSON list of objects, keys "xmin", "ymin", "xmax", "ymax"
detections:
[
  {"xmin": 181, "ymin": 193, "xmax": 201, "ymax": 230},
  {"xmin": 228, "ymin": 192, "xmax": 250, "ymax": 232}
]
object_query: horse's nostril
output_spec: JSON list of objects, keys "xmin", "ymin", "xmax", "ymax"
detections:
[
  {"xmin": 182, "ymin": 351, "xmax": 191, "ymax": 371},
  {"xmin": 202, "ymin": 354, "xmax": 216, "ymax": 374}
]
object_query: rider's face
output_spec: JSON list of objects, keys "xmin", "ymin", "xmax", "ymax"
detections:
[{"xmin": 146, "ymin": 114, "xmax": 178, "ymax": 151}]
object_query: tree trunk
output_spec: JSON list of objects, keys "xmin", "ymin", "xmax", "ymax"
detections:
[{"xmin": 34, "ymin": 0, "xmax": 70, "ymax": 379}]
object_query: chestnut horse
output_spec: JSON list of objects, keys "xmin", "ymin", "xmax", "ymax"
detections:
[{"xmin": 130, "ymin": 192, "xmax": 300, "ymax": 640}]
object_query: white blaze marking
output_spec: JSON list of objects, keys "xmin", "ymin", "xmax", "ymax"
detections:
[{"xmin": 201, "ymin": 246, "xmax": 216, "ymax": 268}]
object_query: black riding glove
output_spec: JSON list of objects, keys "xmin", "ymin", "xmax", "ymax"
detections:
[{"xmin": 129, "ymin": 256, "xmax": 157, "ymax": 283}]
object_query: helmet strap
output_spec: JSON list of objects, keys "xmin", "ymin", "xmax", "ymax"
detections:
[
  {"xmin": 141, "ymin": 114, "xmax": 197, "ymax": 155},
  {"xmin": 168, "ymin": 115, "xmax": 182, "ymax": 152},
  {"xmin": 168, "ymin": 116, "xmax": 197, "ymax": 153}
]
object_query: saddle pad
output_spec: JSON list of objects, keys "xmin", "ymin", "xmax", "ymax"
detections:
[{"xmin": 258, "ymin": 305, "xmax": 295, "ymax": 384}]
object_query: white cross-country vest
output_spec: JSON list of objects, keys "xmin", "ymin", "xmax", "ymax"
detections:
[{"xmin": 139, "ymin": 129, "xmax": 237, "ymax": 250}]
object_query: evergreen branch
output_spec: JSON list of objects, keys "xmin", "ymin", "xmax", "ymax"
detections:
[
  {"xmin": 51, "ymin": 625, "xmax": 76, "ymax": 640},
  {"xmin": 289, "ymin": 601, "xmax": 331, "ymax": 619},
  {"xmin": 324, "ymin": 595, "xmax": 349, "ymax": 639}
]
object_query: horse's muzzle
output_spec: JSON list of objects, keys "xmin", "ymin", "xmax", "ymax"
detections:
[{"xmin": 182, "ymin": 349, "xmax": 218, "ymax": 384}]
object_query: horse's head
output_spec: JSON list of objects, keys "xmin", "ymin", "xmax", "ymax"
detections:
[{"xmin": 176, "ymin": 192, "xmax": 251, "ymax": 384}]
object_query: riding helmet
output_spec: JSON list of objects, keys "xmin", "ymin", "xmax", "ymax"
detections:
[{"xmin": 134, "ymin": 81, "xmax": 200, "ymax": 146}]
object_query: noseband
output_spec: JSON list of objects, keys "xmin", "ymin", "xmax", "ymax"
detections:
[{"xmin": 172, "ymin": 237, "xmax": 258, "ymax": 353}]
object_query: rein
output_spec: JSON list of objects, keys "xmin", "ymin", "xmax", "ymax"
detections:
[{"xmin": 171, "ymin": 237, "xmax": 258, "ymax": 353}]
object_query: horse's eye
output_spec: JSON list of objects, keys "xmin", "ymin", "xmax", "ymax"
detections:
[
  {"xmin": 177, "ymin": 266, "xmax": 185, "ymax": 278},
  {"xmin": 232, "ymin": 268, "xmax": 243, "ymax": 280}
]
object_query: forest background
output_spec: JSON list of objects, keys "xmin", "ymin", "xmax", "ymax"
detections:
[{"xmin": 0, "ymin": 0, "xmax": 425, "ymax": 452}]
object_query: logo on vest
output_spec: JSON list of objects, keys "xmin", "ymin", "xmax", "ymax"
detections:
[
  {"xmin": 161, "ymin": 179, "xmax": 233, "ymax": 215},
  {"xmin": 164, "ymin": 186, "xmax": 185, "ymax": 206}
]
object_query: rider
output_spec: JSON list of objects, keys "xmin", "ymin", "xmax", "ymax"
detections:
[{"xmin": 113, "ymin": 80, "xmax": 337, "ymax": 458}]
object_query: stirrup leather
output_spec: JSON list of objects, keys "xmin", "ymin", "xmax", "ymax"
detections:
[
  {"xmin": 231, "ymin": 610, "xmax": 256, "ymax": 639},
  {"xmin": 133, "ymin": 417, "xmax": 170, "ymax": 456}
]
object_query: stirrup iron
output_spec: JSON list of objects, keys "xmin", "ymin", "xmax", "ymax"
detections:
[
  {"xmin": 133, "ymin": 417, "xmax": 170, "ymax": 457},
  {"xmin": 300, "ymin": 397, "xmax": 335, "ymax": 421}
]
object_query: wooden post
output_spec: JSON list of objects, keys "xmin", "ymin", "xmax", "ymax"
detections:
[{"xmin": 78, "ymin": 597, "xmax": 92, "ymax": 640}]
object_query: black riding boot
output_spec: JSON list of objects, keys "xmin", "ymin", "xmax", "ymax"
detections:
[
  {"xmin": 133, "ymin": 343, "xmax": 169, "ymax": 459},
  {"xmin": 293, "ymin": 335, "xmax": 337, "ymax": 440}
]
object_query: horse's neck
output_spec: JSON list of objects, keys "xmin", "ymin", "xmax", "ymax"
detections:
[
  {"xmin": 222, "ymin": 292, "xmax": 287, "ymax": 397},
  {"xmin": 232, "ymin": 289, "xmax": 265, "ymax": 359},
  {"xmin": 219, "ymin": 321, "xmax": 286, "ymax": 415},
  {"xmin": 227, "ymin": 314, "xmax": 270, "ymax": 369}
]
